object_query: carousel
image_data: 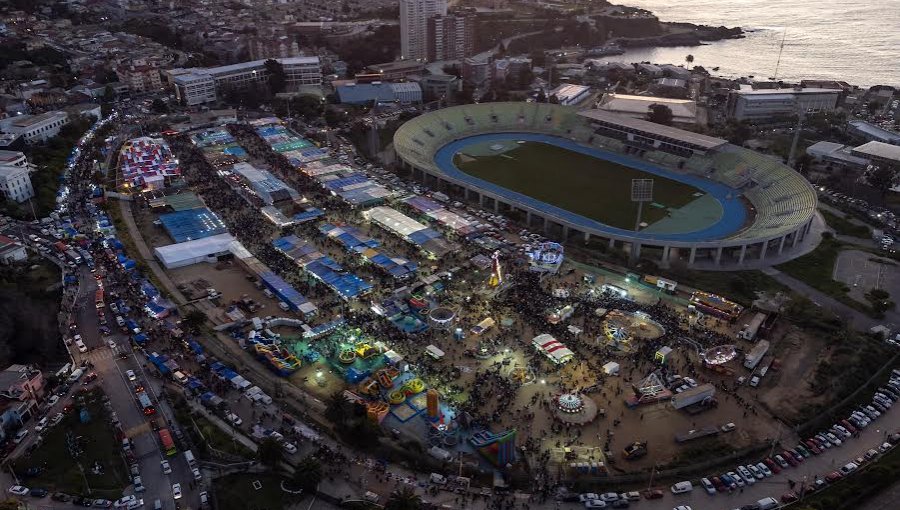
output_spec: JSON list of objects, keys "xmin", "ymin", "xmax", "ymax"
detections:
[{"xmin": 550, "ymin": 393, "xmax": 599, "ymax": 425}]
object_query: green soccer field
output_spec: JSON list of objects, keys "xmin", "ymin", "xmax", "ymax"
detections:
[{"xmin": 453, "ymin": 140, "xmax": 705, "ymax": 231}]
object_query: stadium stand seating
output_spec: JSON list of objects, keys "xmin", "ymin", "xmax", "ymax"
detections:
[{"xmin": 394, "ymin": 103, "xmax": 816, "ymax": 243}]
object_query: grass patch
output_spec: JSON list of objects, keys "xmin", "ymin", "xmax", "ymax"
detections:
[
  {"xmin": 454, "ymin": 140, "xmax": 704, "ymax": 230},
  {"xmin": 194, "ymin": 415, "xmax": 255, "ymax": 459},
  {"xmin": 13, "ymin": 388, "xmax": 129, "ymax": 499},
  {"xmin": 777, "ymin": 236, "xmax": 847, "ymax": 295},
  {"xmin": 821, "ymin": 209, "xmax": 871, "ymax": 238},
  {"xmin": 212, "ymin": 473, "xmax": 302, "ymax": 510}
]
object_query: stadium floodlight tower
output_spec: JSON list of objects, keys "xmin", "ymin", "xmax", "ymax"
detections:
[{"xmin": 630, "ymin": 178, "xmax": 654, "ymax": 261}]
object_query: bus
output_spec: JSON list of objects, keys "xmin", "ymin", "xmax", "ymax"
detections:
[
  {"xmin": 95, "ymin": 289, "xmax": 105, "ymax": 309},
  {"xmin": 158, "ymin": 428, "xmax": 176, "ymax": 456},
  {"xmin": 136, "ymin": 391, "xmax": 156, "ymax": 416}
]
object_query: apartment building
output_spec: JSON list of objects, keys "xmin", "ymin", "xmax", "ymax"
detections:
[
  {"xmin": 426, "ymin": 13, "xmax": 475, "ymax": 62},
  {"xmin": 171, "ymin": 57, "xmax": 322, "ymax": 106},
  {"xmin": 400, "ymin": 0, "xmax": 448, "ymax": 61}
]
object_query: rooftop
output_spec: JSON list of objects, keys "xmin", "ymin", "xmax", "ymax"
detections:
[
  {"xmin": 852, "ymin": 141, "xmax": 900, "ymax": 162},
  {"xmin": 736, "ymin": 87, "xmax": 841, "ymax": 96},
  {"xmin": 596, "ymin": 93, "xmax": 698, "ymax": 121},
  {"xmin": 7, "ymin": 111, "xmax": 66, "ymax": 128},
  {"xmin": 578, "ymin": 109, "xmax": 726, "ymax": 149}
]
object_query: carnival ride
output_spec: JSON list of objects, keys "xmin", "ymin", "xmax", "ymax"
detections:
[
  {"xmin": 700, "ymin": 344, "xmax": 738, "ymax": 365},
  {"xmin": 626, "ymin": 371, "xmax": 672, "ymax": 407},
  {"xmin": 600, "ymin": 310, "xmax": 666, "ymax": 353},
  {"xmin": 526, "ymin": 241, "xmax": 565, "ymax": 274},
  {"xmin": 488, "ymin": 251, "xmax": 503, "ymax": 287},
  {"xmin": 551, "ymin": 393, "xmax": 600, "ymax": 425}
]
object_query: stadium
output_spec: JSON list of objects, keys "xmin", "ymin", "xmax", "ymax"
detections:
[{"xmin": 393, "ymin": 103, "xmax": 818, "ymax": 268}]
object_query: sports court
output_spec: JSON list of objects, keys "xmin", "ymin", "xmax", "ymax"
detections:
[{"xmin": 437, "ymin": 133, "xmax": 746, "ymax": 241}]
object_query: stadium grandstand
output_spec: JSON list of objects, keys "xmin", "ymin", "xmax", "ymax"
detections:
[{"xmin": 393, "ymin": 103, "xmax": 818, "ymax": 268}]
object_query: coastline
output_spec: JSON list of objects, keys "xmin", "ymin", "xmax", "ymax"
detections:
[{"xmin": 598, "ymin": 3, "xmax": 743, "ymax": 49}]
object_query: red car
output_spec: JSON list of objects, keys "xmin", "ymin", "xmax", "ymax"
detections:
[
  {"xmin": 783, "ymin": 451, "xmax": 800, "ymax": 467},
  {"xmin": 840, "ymin": 420, "xmax": 858, "ymax": 435},
  {"xmin": 825, "ymin": 471, "xmax": 843, "ymax": 483},
  {"xmin": 804, "ymin": 440, "xmax": 822, "ymax": 454},
  {"xmin": 643, "ymin": 490, "xmax": 663, "ymax": 500},
  {"xmin": 764, "ymin": 458, "xmax": 782, "ymax": 474},
  {"xmin": 710, "ymin": 476, "xmax": 726, "ymax": 492},
  {"xmin": 781, "ymin": 492, "xmax": 799, "ymax": 503}
]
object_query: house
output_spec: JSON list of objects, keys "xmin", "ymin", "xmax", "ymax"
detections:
[
  {"xmin": 0, "ymin": 235, "xmax": 27, "ymax": 264},
  {"xmin": 0, "ymin": 364, "xmax": 44, "ymax": 426}
]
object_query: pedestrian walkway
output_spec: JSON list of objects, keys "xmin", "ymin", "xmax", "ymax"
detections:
[{"xmin": 117, "ymin": 199, "xmax": 189, "ymax": 305}]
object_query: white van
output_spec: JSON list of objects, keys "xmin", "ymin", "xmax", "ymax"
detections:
[
  {"xmin": 670, "ymin": 481, "xmax": 693, "ymax": 494},
  {"xmin": 757, "ymin": 497, "xmax": 779, "ymax": 510}
]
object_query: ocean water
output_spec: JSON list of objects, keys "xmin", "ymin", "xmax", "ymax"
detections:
[{"xmin": 603, "ymin": 0, "xmax": 899, "ymax": 86}]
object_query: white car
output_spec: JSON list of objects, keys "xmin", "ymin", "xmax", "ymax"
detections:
[
  {"xmin": 599, "ymin": 493, "xmax": 619, "ymax": 502},
  {"xmin": 114, "ymin": 495, "xmax": 137, "ymax": 508},
  {"xmin": 584, "ymin": 501, "xmax": 606, "ymax": 509},
  {"xmin": 50, "ymin": 413, "xmax": 64, "ymax": 426},
  {"xmin": 160, "ymin": 460, "xmax": 171, "ymax": 474},
  {"xmin": 225, "ymin": 413, "xmax": 242, "ymax": 426},
  {"xmin": 34, "ymin": 417, "xmax": 49, "ymax": 432},
  {"xmin": 700, "ymin": 477, "xmax": 716, "ymax": 495},
  {"xmin": 126, "ymin": 370, "xmax": 137, "ymax": 381},
  {"xmin": 47, "ymin": 395, "xmax": 60, "ymax": 407},
  {"xmin": 191, "ymin": 467, "xmax": 202, "ymax": 481},
  {"xmin": 172, "ymin": 484, "xmax": 182, "ymax": 499},
  {"xmin": 7, "ymin": 486, "xmax": 29, "ymax": 496},
  {"xmin": 283, "ymin": 442, "xmax": 298, "ymax": 454},
  {"xmin": 13, "ymin": 429, "xmax": 29, "ymax": 444},
  {"xmin": 579, "ymin": 494, "xmax": 600, "ymax": 503}
]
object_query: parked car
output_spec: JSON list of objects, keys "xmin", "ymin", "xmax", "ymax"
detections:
[
  {"xmin": 671, "ymin": 481, "xmax": 693, "ymax": 494},
  {"xmin": 700, "ymin": 478, "xmax": 716, "ymax": 495},
  {"xmin": 8, "ymin": 486, "xmax": 29, "ymax": 496}
]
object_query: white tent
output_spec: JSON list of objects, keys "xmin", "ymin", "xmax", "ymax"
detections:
[
  {"xmin": 532, "ymin": 334, "xmax": 574, "ymax": 365},
  {"xmin": 154, "ymin": 233, "xmax": 241, "ymax": 269},
  {"xmin": 425, "ymin": 344, "xmax": 444, "ymax": 359},
  {"xmin": 603, "ymin": 361, "xmax": 620, "ymax": 376}
]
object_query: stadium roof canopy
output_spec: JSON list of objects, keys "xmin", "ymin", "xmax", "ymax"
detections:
[{"xmin": 577, "ymin": 109, "xmax": 727, "ymax": 150}]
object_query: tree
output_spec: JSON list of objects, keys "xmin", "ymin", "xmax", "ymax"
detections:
[
  {"xmin": 258, "ymin": 437, "xmax": 283, "ymax": 468},
  {"xmin": 264, "ymin": 58, "xmax": 286, "ymax": 95},
  {"xmin": 384, "ymin": 487, "xmax": 422, "ymax": 510},
  {"xmin": 685, "ymin": 54, "xmax": 694, "ymax": 70},
  {"xmin": 647, "ymin": 103, "xmax": 674, "ymax": 126},
  {"xmin": 181, "ymin": 309, "xmax": 207, "ymax": 330},
  {"xmin": 151, "ymin": 98, "xmax": 169, "ymax": 114},
  {"xmin": 325, "ymin": 391, "xmax": 353, "ymax": 424},
  {"xmin": 292, "ymin": 455, "xmax": 323, "ymax": 493},
  {"xmin": 868, "ymin": 165, "xmax": 897, "ymax": 199}
]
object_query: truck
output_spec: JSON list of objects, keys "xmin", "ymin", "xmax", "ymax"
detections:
[
  {"xmin": 743, "ymin": 340, "xmax": 770, "ymax": 370},
  {"xmin": 738, "ymin": 312, "xmax": 767, "ymax": 341},
  {"xmin": 65, "ymin": 249, "xmax": 82, "ymax": 264},
  {"xmin": 671, "ymin": 383, "xmax": 716, "ymax": 410}
]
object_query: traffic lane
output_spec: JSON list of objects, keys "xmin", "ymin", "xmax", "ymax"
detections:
[
  {"xmin": 96, "ymin": 347, "xmax": 180, "ymax": 509},
  {"xmin": 585, "ymin": 402, "xmax": 900, "ymax": 510}
]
